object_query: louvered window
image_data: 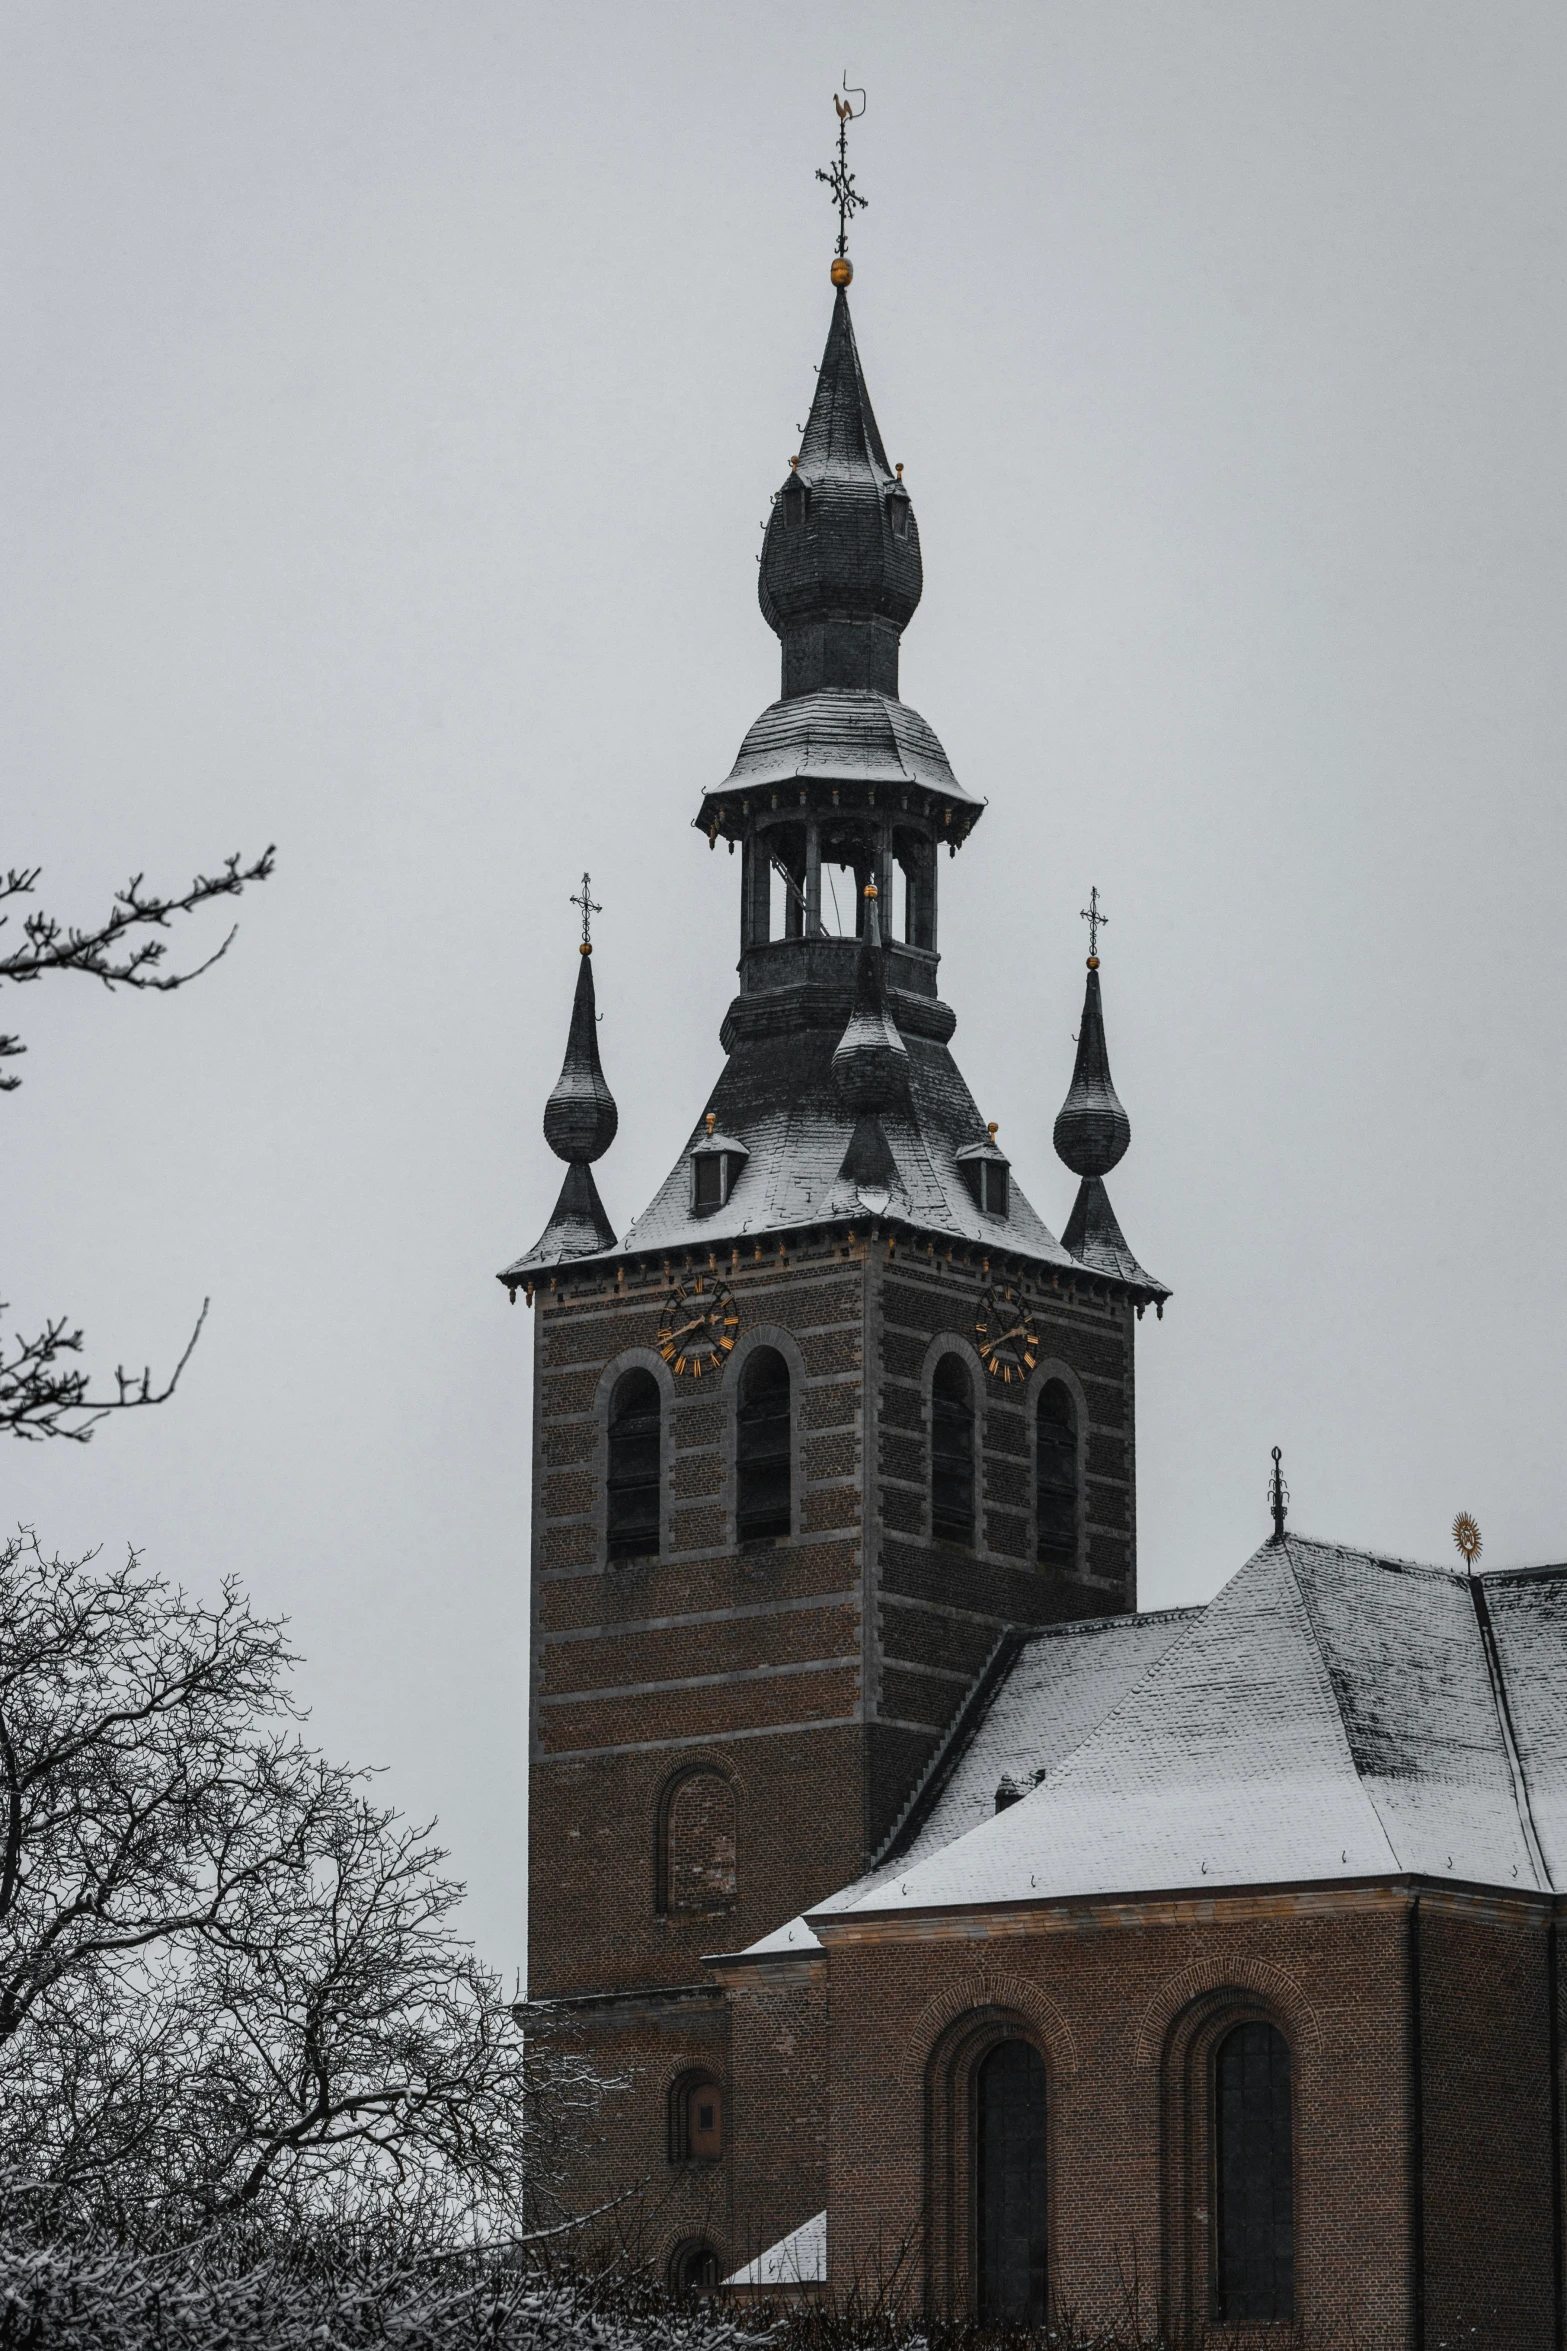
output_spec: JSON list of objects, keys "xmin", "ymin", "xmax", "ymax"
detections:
[
  {"xmin": 1036, "ymin": 1381, "xmax": 1078, "ymax": 1568},
  {"xmin": 607, "ymin": 1369, "xmax": 661, "ymax": 1562},
  {"xmin": 931, "ymin": 1355, "xmax": 975, "ymax": 1545},
  {"xmin": 737, "ymin": 1348, "xmax": 791, "ymax": 1541}
]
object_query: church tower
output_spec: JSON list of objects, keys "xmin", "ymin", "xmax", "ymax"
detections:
[{"xmin": 501, "ymin": 204, "xmax": 1167, "ymax": 2241}]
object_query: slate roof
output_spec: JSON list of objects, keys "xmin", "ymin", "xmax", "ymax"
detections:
[
  {"xmin": 723, "ymin": 1605, "xmax": 1198, "ymax": 1960},
  {"xmin": 722, "ymin": 2211, "xmax": 827, "ymax": 2290},
  {"xmin": 616, "ymin": 1017, "xmax": 1077, "ymax": 1267},
  {"xmin": 714, "ymin": 687, "xmax": 979, "ymax": 809},
  {"xmin": 721, "ymin": 1539, "xmax": 1567, "ymax": 1966},
  {"xmin": 823, "ymin": 1538, "xmax": 1559, "ymax": 1921}
]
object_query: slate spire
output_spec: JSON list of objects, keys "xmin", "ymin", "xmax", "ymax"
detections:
[
  {"xmin": 758, "ymin": 286, "xmax": 922, "ymax": 701},
  {"xmin": 1054, "ymin": 948, "xmax": 1160, "ymax": 1292},
  {"xmin": 497, "ymin": 941, "xmax": 618, "ymax": 1290},
  {"xmin": 1053, "ymin": 961, "xmax": 1130, "ymax": 1179}
]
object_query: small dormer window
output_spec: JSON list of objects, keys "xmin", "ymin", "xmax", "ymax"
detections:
[
  {"xmin": 887, "ymin": 486, "xmax": 912, "ymax": 539},
  {"xmin": 690, "ymin": 1126, "xmax": 749, "ymax": 1214},
  {"xmin": 782, "ymin": 474, "xmax": 807, "ymax": 529},
  {"xmin": 957, "ymin": 1134, "xmax": 1010, "ymax": 1219}
]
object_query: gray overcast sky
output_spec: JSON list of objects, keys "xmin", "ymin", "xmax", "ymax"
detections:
[{"xmin": 5, "ymin": 2, "xmax": 1565, "ymax": 1968}]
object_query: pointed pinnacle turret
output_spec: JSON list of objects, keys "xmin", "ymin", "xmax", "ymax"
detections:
[
  {"xmin": 497, "ymin": 911, "xmax": 619, "ymax": 1291},
  {"xmin": 759, "ymin": 287, "xmax": 920, "ymax": 700},
  {"xmin": 543, "ymin": 950, "xmax": 618, "ymax": 1165},
  {"xmin": 1051, "ymin": 917, "xmax": 1167, "ymax": 1303},
  {"xmin": 832, "ymin": 885, "xmax": 908, "ymax": 1113},
  {"xmin": 1052, "ymin": 963, "xmax": 1130, "ymax": 1178}
]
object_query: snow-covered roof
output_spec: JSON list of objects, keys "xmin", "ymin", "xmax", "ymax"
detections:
[
  {"xmin": 721, "ymin": 1605, "xmax": 1198, "ymax": 1961},
  {"xmin": 722, "ymin": 2211, "xmax": 826, "ymax": 2290},
  {"xmin": 823, "ymin": 1538, "xmax": 1561, "ymax": 1923}
]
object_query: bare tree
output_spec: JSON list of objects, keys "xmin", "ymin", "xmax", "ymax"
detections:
[
  {"xmin": 0, "ymin": 1531, "xmax": 595, "ymax": 2241},
  {"xmin": 1, "ymin": 850, "xmax": 272, "ymax": 1439}
]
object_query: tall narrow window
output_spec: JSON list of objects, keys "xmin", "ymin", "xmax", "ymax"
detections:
[
  {"xmin": 931, "ymin": 1355, "xmax": 975, "ymax": 1545},
  {"xmin": 976, "ymin": 2039, "xmax": 1048, "ymax": 2324},
  {"xmin": 1214, "ymin": 2023, "xmax": 1294, "ymax": 2322},
  {"xmin": 1036, "ymin": 1381, "xmax": 1078, "ymax": 1568},
  {"xmin": 607, "ymin": 1369, "xmax": 661, "ymax": 1562},
  {"xmin": 737, "ymin": 1347, "xmax": 791, "ymax": 1540},
  {"xmin": 660, "ymin": 1769, "xmax": 737, "ymax": 1912}
]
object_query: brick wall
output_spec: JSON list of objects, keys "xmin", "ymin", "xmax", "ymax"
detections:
[
  {"xmin": 817, "ymin": 1891, "xmax": 1419, "ymax": 2344},
  {"xmin": 1419, "ymin": 1893, "xmax": 1556, "ymax": 2348}
]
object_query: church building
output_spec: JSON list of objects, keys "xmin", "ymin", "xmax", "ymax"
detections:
[{"xmin": 502, "ymin": 198, "xmax": 1567, "ymax": 2351}]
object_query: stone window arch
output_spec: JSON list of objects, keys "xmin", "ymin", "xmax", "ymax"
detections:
[
  {"xmin": 1157, "ymin": 1989, "xmax": 1300, "ymax": 2335},
  {"xmin": 667, "ymin": 2239, "xmax": 721, "ymax": 2296},
  {"xmin": 930, "ymin": 1353, "xmax": 976, "ymax": 1546},
  {"xmin": 655, "ymin": 1767, "xmax": 737, "ymax": 1915},
  {"xmin": 668, "ymin": 2068, "xmax": 725, "ymax": 2164},
  {"xmin": 923, "ymin": 2003, "xmax": 1059, "ymax": 2319}
]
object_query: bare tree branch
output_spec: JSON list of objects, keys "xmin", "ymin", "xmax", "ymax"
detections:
[
  {"xmin": 0, "ymin": 851, "xmax": 275, "ymax": 1094},
  {"xmin": 0, "ymin": 1299, "xmax": 209, "ymax": 1444}
]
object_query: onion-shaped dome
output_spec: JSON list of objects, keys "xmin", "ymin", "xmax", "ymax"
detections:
[
  {"xmin": 1052, "ymin": 964, "xmax": 1130, "ymax": 1179},
  {"xmin": 543, "ymin": 950, "xmax": 618, "ymax": 1165},
  {"xmin": 759, "ymin": 288, "xmax": 922, "ymax": 700},
  {"xmin": 831, "ymin": 890, "xmax": 908, "ymax": 1112}
]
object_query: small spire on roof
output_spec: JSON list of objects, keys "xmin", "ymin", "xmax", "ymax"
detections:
[
  {"xmin": 1053, "ymin": 897, "xmax": 1166, "ymax": 1302},
  {"xmin": 1269, "ymin": 1447, "xmax": 1289, "ymax": 1545},
  {"xmin": 1053, "ymin": 906, "xmax": 1129, "ymax": 1180},
  {"xmin": 832, "ymin": 880, "xmax": 908, "ymax": 1114},
  {"xmin": 496, "ymin": 897, "xmax": 619, "ymax": 1289}
]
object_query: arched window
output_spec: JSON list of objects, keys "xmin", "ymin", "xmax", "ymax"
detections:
[
  {"xmin": 931, "ymin": 1355, "xmax": 975, "ymax": 1545},
  {"xmin": 976, "ymin": 2038, "xmax": 1048, "ymax": 2324},
  {"xmin": 737, "ymin": 1347, "xmax": 792, "ymax": 1541},
  {"xmin": 668, "ymin": 2240, "xmax": 720, "ymax": 2296},
  {"xmin": 669, "ymin": 2071, "xmax": 724, "ymax": 2163},
  {"xmin": 1213, "ymin": 2022, "xmax": 1294, "ymax": 2322},
  {"xmin": 1036, "ymin": 1381, "xmax": 1078, "ymax": 1568},
  {"xmin": 607, "ymin": 1369, "xmax": 661, "ymax": 1562},
  {"xmin": 659, "ymin": 1769, "xmax": 737, "ymax": 1913}
]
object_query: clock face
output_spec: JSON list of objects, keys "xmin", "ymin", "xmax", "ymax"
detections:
[
  {"xmin": 657, "ymin": 1276, "xmax": 740, "ymax": 1379},
  {"xmin": 975, "ymin": 1285, "xmax": 1039, "ymax": 1385}
]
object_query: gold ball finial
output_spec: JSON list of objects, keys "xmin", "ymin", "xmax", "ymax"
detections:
[
  {"xmin": 830, "ymin": 256, "xmax": 853, "ymax": 288},
  {"xmin": 1087, "ymin": 954, "xmax": 1100, "ymax": 970},
  {"xmin": 987, "ymin": 1121, "xmax": 999, "ymax": 1141},
  {"xmin": 705, "ymin": 1111, "xmax": 717, "ymax": 1137}
]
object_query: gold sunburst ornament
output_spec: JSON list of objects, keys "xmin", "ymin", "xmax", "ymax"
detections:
[{"xmin": 1453, "ymin": 1512, "xmax": 1482, "ymax": 1571}]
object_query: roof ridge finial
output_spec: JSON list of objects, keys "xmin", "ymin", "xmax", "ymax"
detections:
[
  {"xmin": 1269, "ymin": 1446, "xmax": 1289, "ymax": 1545},
  {"xmin": 817, "ymin": 74, "xmax": 867, "ymax": 287}
]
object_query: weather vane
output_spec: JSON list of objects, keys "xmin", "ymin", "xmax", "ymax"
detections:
[
  {"xmin": 816, "ymin": 74, "xmax": 867, "ymax": 277},
  {"xmin": 1080, "ymin": 885, "xmax": 1108, "ymax": 965},
  {"xmin": 1453, "ymin": 1511, "xmax": 1482, "ymax": 1572},
  {"xmin": 570, "ymin": 872, "xmax": 601, "ymax": 955}
]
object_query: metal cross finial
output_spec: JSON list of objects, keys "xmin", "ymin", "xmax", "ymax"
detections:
[
  {"xmin": 1268, "ymin": 1446, "xmax": 1290, "ymax": 1544},
  {"xmin": 816, "ymin": 75, "xmax": 868, "ymax": 259},
  {"xmin": 570, "ymin": 872, "xmax": 601, "ymax": 953},
  {"xmin": 1080, "ymin": 885, "xmax": 1108, "ymax": 961}
]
